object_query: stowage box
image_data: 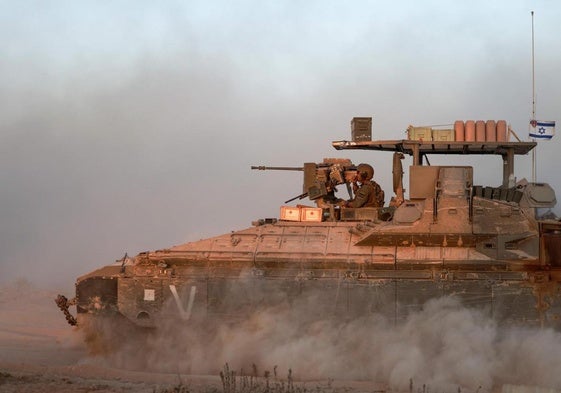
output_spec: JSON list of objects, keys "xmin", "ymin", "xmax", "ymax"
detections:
[
  {"xmin": 351, "ymin": 117, "xmax": 372, "ymax": 142},
  {"xmin": 407, "ymin": 126, "xmax": 432, "ymax": 141},
  {"xmin": 432, "ymin": 129, "xmax": 455, "ymax": 141},
  {"xmin": 301, "ymin": 207, "xmax": 323, "ymax": 222},
  {"xmin": 280, "ymin": 206, "xmax": 301, "ymax": 221}
]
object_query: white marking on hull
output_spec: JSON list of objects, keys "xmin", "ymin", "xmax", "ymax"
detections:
[{"xmin": 169, "ymin": 285, "xmax": 197, "ymax": 321}]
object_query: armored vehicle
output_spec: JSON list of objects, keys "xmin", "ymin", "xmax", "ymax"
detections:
[{"xmin": 57, "ymin": 118, "xmax": 561, "ymax": 339}]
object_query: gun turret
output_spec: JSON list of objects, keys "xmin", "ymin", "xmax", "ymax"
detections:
[{"xmin": 252, "ymin": 158, "xmax": 358, "ymax": 205}]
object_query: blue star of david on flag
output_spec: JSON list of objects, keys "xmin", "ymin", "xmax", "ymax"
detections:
[{"xmin": 529, "ymin": 120, "xmax": 555, "ymax": 140}]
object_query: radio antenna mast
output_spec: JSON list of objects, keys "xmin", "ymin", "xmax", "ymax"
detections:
[{"xmin": 531, "ymin": 10, "xmax": 537, "ymax": 182}]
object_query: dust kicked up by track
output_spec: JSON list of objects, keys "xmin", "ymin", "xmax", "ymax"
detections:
[{"xmin": 2, "ymin": 279, "xmax": 561, "ymax": 393}]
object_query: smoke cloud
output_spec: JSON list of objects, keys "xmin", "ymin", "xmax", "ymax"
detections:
[
  {"xmin": 80, "ymin": 293, "xmax": 561, "ymax": 393},
  {"xmin": 2, "ymin": 4, "xmax": 561, "ymax": 391},
  {"xmin": 3, "ymin": 279, "xmax": 561, "ymax": 392},
  {"xmin": 2, "ymin": 1, "xmax": 561, "ymax": 288}
]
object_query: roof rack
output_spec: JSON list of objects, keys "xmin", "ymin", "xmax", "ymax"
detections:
[{"xmin": 332, "ymin": 139, "xmax": 537, "ymax": 188}]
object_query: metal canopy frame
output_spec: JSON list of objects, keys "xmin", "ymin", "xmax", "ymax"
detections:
[{"xmin": 332, "ymin": 139, "xmax": 537, "ymax": 188}]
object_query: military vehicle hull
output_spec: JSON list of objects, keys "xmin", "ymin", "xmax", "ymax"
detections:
[
  {"xmin": 73, "ymin": 219, "xmax": 561, "ymax": 331},
  {"xmin": 59, "ymin": 137, "xmax": 561, "ymax": 343}
]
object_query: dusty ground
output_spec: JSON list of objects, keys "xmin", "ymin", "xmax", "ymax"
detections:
[
  {"xmin": 2, "ymin": 280, "xmax": 560, "ymax": 393},
  {"xmin": 0, "ymin": 280, "xmax": 379, "ymax": 393},
  {"xmin": 0, "ymin": 280, "xmax": 224, "ymax": 393}
]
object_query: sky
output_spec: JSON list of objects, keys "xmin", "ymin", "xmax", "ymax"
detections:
[{"xmin": 1, "ymin": 0, "xmax": 560, "ymax": 288}]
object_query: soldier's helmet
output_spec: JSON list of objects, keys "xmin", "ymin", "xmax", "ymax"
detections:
[{"xmin": 357, "ymin": 163, "xmax": 374, "ymax": 181}]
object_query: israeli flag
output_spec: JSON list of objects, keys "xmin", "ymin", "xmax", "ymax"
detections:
[{"xmin": 530, "ymin": 120, "xmax": 555, "ymax": 140}]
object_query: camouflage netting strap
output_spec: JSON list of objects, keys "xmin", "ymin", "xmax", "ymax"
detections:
[{"xmin": 55, "ymin": 294, "xmax": 78, "ymax": 326}]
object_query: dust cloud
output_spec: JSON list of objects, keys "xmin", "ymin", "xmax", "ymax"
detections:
[
  {"xmin": 81, "ymin": 290, "xmax": 561, "ymax": 393},
  {"xmin": 0, "ymin": 279, "xmax": 85, "ymax": 365},
  {"xmin": 2, "ymin": 3, "xmax": 561, "ymax": 392},
  {"xmin": 3, "ymin": 2, "xmax": 561, "ymax": 291},
  {"xmin": 2, "ymin": 279, "xmax": 561, "ymax": 392}
]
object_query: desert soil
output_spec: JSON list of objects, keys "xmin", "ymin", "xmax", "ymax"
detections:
[{"xmin": 0, "ymin": 280, "xmax": 227, "ymax": 393}]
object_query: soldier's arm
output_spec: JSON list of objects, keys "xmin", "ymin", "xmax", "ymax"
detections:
[{"xmin": 347, "ymin": 186, "xmax": 369, "ymax": 208}]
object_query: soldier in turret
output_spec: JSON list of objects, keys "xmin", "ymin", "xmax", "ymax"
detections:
[{"xmin": 344, "ymin": 163, "xmax": 384, "ymax": 208}]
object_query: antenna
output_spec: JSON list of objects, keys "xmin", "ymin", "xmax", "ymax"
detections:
[
  {"xmin": 531, "ymin": 10, "xmax": 537, "ymax": 182},
  {"xmin": 531, "ymin": 11, "xmax": 536, "ymax": 122}
]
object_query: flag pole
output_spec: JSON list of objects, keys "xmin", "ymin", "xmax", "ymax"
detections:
[{"xmin": 531, "ymin": 10, "xmax": 537, "ymax": 183}]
